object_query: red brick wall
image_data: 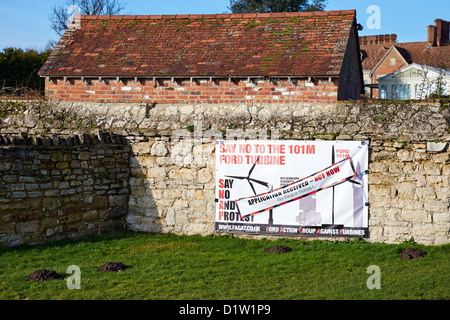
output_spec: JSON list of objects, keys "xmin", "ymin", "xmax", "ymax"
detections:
[
  {"xmin": 45, "ymin": 78, "xmax": 339, "ymax": 104},
  {"xmin": 373, "ymin": 50, "xmax": 407, "ymax": 81},
  {"xmin": 371, "ymin": 49, "xmax": 408, "ymax": 97}
]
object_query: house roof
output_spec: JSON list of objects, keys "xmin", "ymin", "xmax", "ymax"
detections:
[
  {"xmin": 396, "ymin": 42, "xmax": 450, "ymax": 68},
  {"xmin": 38, "ymin": 10, "xmax": 358, "ymax": 78},
  {"xmin": 360, "ymin": 41, "xmax": 450, "ymax": 71},
  {"xmin": 371, "ymin": 45, "xmax": 408, "ymax": 73},
  {"xmin": 378, "ymin": 63, "xmax": 450, "ymax": 81},
  {"xmin": 360, "ymin": 43, "xmax": 389, "ymax": 71}
]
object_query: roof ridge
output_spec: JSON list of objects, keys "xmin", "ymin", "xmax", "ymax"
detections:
[
  {"xmin": 76, "ymin": 10, "xmax": 355, "ymax": 20},
  {"xmin": 361, "ymin": 41, "xmax": 429, "ymax": 47},
  {"xmin": 394, "ymin": 41, "xmax": 428, "ymax": 45}
]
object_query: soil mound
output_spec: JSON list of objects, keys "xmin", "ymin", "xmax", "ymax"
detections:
[
  {"xmin": 98, "ymin": 262, "xmax": 128, "ymax": 272},
  {"xmin": 399, "ymin": 248, "xmax": 428, "ymax": 260},
  {"xmin": 26, "ymin": 269, "xmax": 60, "ymax": 282},
  {"xmin": 265, "ymin": 245, "xmax": 292, "ymax": 253}
]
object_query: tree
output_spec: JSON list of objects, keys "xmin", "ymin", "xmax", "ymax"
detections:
[
  {"xmin": 0, "ymin": 47, "xmax": 52, "ymax": 94},
  {"xmin": 228, "ymin": 0, "xmax": 327, "ymax": 13},
  {"xmin": 50, "ymin": 0, "xmax": 125, "ymax": 36}
]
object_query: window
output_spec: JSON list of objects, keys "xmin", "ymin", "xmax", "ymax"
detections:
[
  {"xmin": 391, "ymin": 84, "xmax": 411, "ymax": 100},
  {"xmin": 404, "ymin": 84, "xmax": 411, "ymax": 99},
  {"xmin": 430, "ymin": 81, "xmax": 448, "ymax": 97},
  {"xmin": 436, "ymin": 81, "xmax": 448, "ymax": 97},
  {"xmin": 380, "ymin": 85, "xmax": 387, "ymax": 99},
  {"xmin": 390, "ymin": 58, "xmax": 396, "ymax": 66},
  {"xmin": 391, "ymin": 85, "xmax": 398, "ymax": 99},
  {"xmin": 416, "ymin": 81, "xmax": 449, "ymax": 99},
  {"xmin": 443, "ymin": 82, "xmax": 448, "ymax": 96},
  {"xmin": 415, "ymin": 84, "xmax": 425, "ymax": 99}
]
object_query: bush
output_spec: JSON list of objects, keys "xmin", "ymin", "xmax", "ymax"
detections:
[{"xmin": 0, "ymin": 47, "xmax": 52, "ymax": 95}]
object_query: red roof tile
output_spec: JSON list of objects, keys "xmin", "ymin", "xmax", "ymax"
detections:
[
  {"xmin": 39, "ymin": 10, "xmax": 357, "ymax": 78},
  {"xmin": 396, "ymin": 42, "xmax": 450, "ymax": 69},
  {"xmin": 360, "ymin": 44, "xmax": 390, "ymax": 70}
]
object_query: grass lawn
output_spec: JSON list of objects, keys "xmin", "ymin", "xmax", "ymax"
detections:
[{"xmin": 0, "ymin": 231, "xmax": 448, "ymax": 300}]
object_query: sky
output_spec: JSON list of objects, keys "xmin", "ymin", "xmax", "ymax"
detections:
[{"xmin": 0, "ymin": 0, "xmax": 449, "ymax": 50}]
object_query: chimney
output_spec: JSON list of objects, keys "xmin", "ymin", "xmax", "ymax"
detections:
[
  {"xmin": 435, "ymin": 19, "xmax": 449, "ymax": 47},
  {"xmin": 359, "ymin": 34, "xmax": 397, "ymax": 45},
  {"xmin": 388, "ymin": 34, "xmax": 397, "ymax": 44},
  {"xmin": 428, "ymin": 25, "xmax": 437, "ymax": 46}
]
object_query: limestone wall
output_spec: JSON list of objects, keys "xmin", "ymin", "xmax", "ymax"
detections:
[
  {"xmin": 0, "ymin": 104, "xmax": 131, "ymax": 246},
  {"xmin": 0, "ymin": 99, "xmax": 449, "ymax": 245}
]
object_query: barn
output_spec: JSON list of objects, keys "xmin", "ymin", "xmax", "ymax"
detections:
[{"xmin": 39, "ymin": 10, "xmax": 364, "ymax": 104}]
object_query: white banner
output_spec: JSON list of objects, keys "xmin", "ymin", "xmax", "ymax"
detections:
[{"xmin": 215, "ymin": 140, "xmax": 369, "ymax": 237}]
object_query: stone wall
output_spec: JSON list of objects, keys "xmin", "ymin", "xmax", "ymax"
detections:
[
  {"xmin": 0, "ymin": 105, "xmax": 131, "ymax": 246},
  {"xmin": 0, "ymin": 99, "xmax": 449, "ymax": 246}
]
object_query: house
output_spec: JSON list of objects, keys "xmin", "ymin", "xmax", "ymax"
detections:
[
  {"xmin": 38, "ymin": 10, "xmax": 364, "ymax": 104},
  {"xmin": 378, "ymin": 63, "xmax": 450, "ymax": 100},
  {"xmin": 360, "ymin": 19, "xmax": 450, "ymax": 98}
]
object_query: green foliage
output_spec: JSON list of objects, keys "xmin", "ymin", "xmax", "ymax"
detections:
[
  {"xmin": 402, "ymin": 237, "xmax": 417, "ymax": 246},
  {"xmin": 0, "ymin": 101, "xmax": 28, "ymax": 118},
  {"xmin": 0, "ymin": 47, "xmax": 51, "ymax": 93},
  {"xmin": 229, "ymin": 0, "xmax": 327, "ymax": 13},
  {"xmin": 246, "ymin": 20, "xmax": 262, "ymax": 28}
]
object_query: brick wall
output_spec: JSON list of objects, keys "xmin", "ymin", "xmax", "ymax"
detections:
[
  {"xmin": 372, "ymin": 49, "xmax": 407, "ymax": 85},
  {"xmin": 44, "ymin": 78, "xmax": 339, "ymax": 104},
  {"xmin": 359, "ymin": 34, "xmax": 397, "ymax": 46},
  {"xmin": 364, "ymin": 48, "xmax": 408, "ymax": 98}
]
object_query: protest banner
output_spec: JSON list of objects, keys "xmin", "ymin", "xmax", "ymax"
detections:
[{"xmin": 215, "ymin": 140, "xmax": 369, "ymax": 237}]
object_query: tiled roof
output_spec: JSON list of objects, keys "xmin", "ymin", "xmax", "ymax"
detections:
[
  {"xmin": 395, "ymin": 42, "xmax": 450, "ymax": 69},
  {"xmin": 360, "ymin": 44, "xmax": 389, "ymax": 70},
  {"xmin": 361, "ymin": 41, "xmax": 450, "ymax": 71},
  {"xmin": 39, "ymin": 11, "xmax": 357, "ymax": 78}
]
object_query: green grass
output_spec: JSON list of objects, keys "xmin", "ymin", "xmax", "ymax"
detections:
[{"xmin": 0, "ymin": 231, "xmax": 448, "ymax": 300}]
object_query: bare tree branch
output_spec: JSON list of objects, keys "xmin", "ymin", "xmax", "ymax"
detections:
[{"xmin": 50, "ymin": 0, "xmax": 125, "ymax": 36}]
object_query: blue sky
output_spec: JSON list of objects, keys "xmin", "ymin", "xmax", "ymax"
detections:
[{"xmin": 1, "ymin": 0, "xmax": 449, "ymax": 50}]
